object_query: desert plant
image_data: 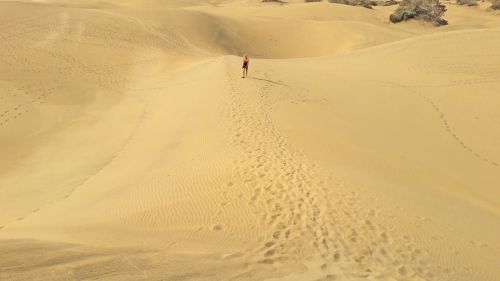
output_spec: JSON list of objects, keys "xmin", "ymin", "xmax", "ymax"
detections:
[
  {"xmin": 491, "ymin": 0, "xmax": 500, "ymax": 9},
  {"xmin": 262, "ymin": 0, "xmax": 287, "ymax": 3},
  {"xmin": 390, "ymin": 0, "xmax": 448, "ymax": 26},
  {"xmin": 456, "ymin": 0, "xmax": 477, "ymax": 6},
  {"xmin": 380, "ymin": 0, "xmax": 400, "ymax": 6},
  {"xmin": 328, "ymin": 0, "xmax": 377, "ymax": 9},
  {"xmin": 326, "ymin": 0, "xmax": 398, "ymax": 8}
]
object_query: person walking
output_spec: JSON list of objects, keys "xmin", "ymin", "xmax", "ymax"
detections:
[{"xmin": 242, "ymin": 54, "xmax": 249, "ymax": 78}]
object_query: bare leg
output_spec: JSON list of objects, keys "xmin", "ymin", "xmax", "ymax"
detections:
[{"xmin": 242, "ymin": 68, "xmax": 245, "ymax": 78}]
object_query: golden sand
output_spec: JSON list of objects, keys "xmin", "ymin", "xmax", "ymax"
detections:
[{"xmin": 1, "ymin": 1, "xmax": 499, "ymax": 280}]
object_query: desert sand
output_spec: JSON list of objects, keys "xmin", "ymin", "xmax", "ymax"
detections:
[{"xmin": 1, "ymin": 0, "xmax": 499, "ymax": 280}]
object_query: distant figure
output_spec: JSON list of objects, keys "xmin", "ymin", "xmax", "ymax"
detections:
[{"xmin": 242, "ymin": 54, "xmax": 249, "ymax": 78}]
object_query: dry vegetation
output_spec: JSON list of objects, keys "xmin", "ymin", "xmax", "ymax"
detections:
[
  {"xmin": 263, "ymin": 0, "xmax": 288, "ymax": 3},
  {"xmin": 326, "ymin": 0, "xmax": 398, "ymax": 8},
  {"xmin": 456, "ymin": 0, "xmax": 477, "ymax": 6},
  {"xmin": 491, "ymin": 0, "xmax": 500, "ymax": 9},
  {"xmin": 390, "ymin": 0, "xmax": 448, "ymax": 26},
  {"xmin": 328, "ymin": 0, "xmax": 376, "ymax": 8}
]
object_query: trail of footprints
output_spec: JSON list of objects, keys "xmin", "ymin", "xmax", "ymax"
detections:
[
  {"xmin": 1, "ymin": 9, "xmax": 178, "ymax": 130},
  {"xmin": 220, "ymin": 61, "xmax": 456, "ymax": 281},
  {"xmin": 0, "ymin": 104, "xmax": 27, "ymax": 127},
  {"xmin": 393, "ymin": 83, "xmax": 498, "ymax": 167},
  {"xmin": 0, "ymin": 83, "xmax": 63, "ymax": 128},
  {"xmin": 413, "ymin": 88, "xmax": 498, "ymax": 166}
]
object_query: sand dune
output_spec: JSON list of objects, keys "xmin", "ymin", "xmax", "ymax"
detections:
[{"xmin": 1, "ymin": 0, "xmax": 499, "ymax": 280}]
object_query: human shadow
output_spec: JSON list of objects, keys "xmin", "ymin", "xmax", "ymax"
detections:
[{"xmin": 247, "ymin": 77, "xmax": 288, "ymax": 86}]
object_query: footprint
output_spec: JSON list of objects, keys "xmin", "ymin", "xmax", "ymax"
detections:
[
  {"xmin": 264, "ymin": 241, "xmax": 275, "ymax": 248},
  {"xmin": 258, "ymin": 258, "xmax": 274, "ymax": 265},
  {"xmin": 264, "ymin": 249, "xmax": 276, "ymax": 257},
  {"xmin": 333, "ymin": 252, "xmax": 341, "ymax": 262},
  {"xmin": 315, "ymin": 274, "xmax": 337, "ymax": 281}
]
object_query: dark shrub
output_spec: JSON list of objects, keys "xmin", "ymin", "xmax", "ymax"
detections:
[
  {"xmin": 390, "ymin": 0, "xmax": 448, "ymax": 26},
  {"xmin": 491, "ymin": 0, "xmax": 500, "ymax": 9},
  {"xmin": 456, "ymin": 0, "xmax": 477, "ymax": 6},
  {"xmin": 328, "ymin": 0, "xmax": 375, "ymax": 9},
  {"xmin": 326, "ymin": 0, "xmax": 398, "ymax": 8},
  {"xmin": 380, "ymin": 0, "xmax": 400, "ymax": 6}
]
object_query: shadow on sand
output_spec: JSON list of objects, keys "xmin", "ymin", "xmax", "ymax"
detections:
[{"xmin": 247, "ymin": 77, "xmax": 288, "ymax": 86}]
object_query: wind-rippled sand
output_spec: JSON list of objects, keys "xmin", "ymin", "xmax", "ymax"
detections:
[{"xmin": 1, "ymin": 1, "xmax": 499, "ymax": 280}]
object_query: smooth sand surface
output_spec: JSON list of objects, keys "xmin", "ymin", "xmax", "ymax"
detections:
[{"xmin": 1, "ymin": 0, "xmax": 499, "ymax": 280}]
